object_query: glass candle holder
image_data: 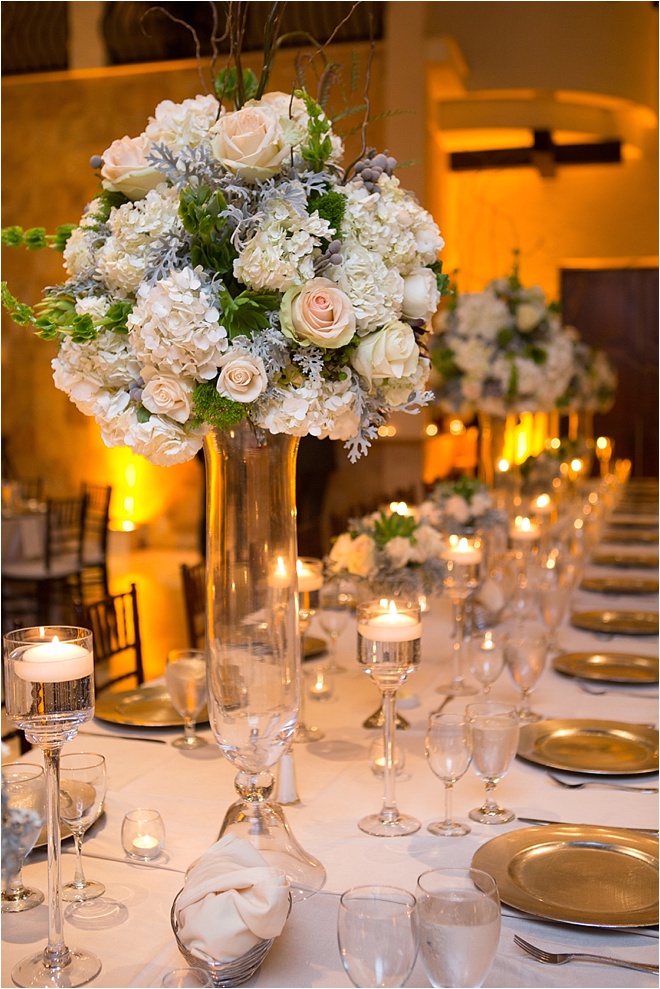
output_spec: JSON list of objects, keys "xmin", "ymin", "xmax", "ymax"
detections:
[{"xmin": 121, "ymin": 809, "xmax": 165, "ymax": 861}]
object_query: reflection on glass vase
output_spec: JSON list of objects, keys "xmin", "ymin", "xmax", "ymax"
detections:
[{"xmin": 203, "ymin": 422, "xmax": 325, "ymax": 900}]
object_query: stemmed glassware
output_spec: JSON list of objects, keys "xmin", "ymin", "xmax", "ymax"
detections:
[
  {"xmin": 1, "ymin": 763, "xmax": 46, "ymax": 913},
  {"xmin": 503, "ymin": 621, "xmax": 549, "ymax": 722},
  {"xmin": 436, "ymin": 537, "xmax": 482, "ymax": 696},
  {"xmin": 337, "ymin": 885, "xmax": 418, "ymax": 988},
  {"xmin": 292, "ymin": 558, "xmax": 324, "ymax": 743},
  {"xmin": 165, "ymin": 648, "xmax": 208, "ymax": 749},
  {"xmin": 356, "ymin": 599, "xmax": 422, "ymax": 836},
  {"xmin": 535, "ymin": 563, "xmax": 571, "ymax": 653},
  {"xmin": 59, "ymin": 752, "xmax": 107, "ymax": 902},
  {"xmin": 425, "ymin": 713, "xmax": 472, "ymax": 837},
  {"xmin": 318, "ymin": 573, "xmax": 354, "ymax": 674},
  {"xmin": 466, "ymin": 701, "xmax": 520, "ymax": 825},
  {"xmin": 468, "ymin": 629, "xmax": 505, "ymax": 696},
  {"xmin": 414, "ymin": 868, "xmax": 501, "ymax": 988},
  {"xmin": 2, "ymin": 625, "xmax": 101, "ymax": 986}
]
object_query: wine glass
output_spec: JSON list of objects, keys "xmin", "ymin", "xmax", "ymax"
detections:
[
  {"xmin": 425, "ymin": 713, "xmax": 472, "ymax": 837},
  {"xmin": 318, "ymin": 574, "xmax": 354, "ymax": 673},
  {"xmin": 435, "ymin": 538, "xmax": 482, "ymax": 697},
  {"xmin": 466, "ymin": 701, "xmax": 520, "ymax": 825},
  {"xmin": 59, "ymin": 752, "xmax": 107, "ymax": 901},
  {"xmin": 356, "ymin": 599, "xmax": 422, "ymax": 836},
  {"xmin": 1, "ymin": 763, "xmax": 46, "ymax": 913},
  {"xmin": 2, "ymin": 625, "xmax": 101, "ymax": 987},
  {"xmin": 166, "ymin": 648, "xmax": 208, "ymax": 749},
  {"xmin": 292, "ymin": 558, "xmax": 324, "ymax": 743},
  {"xmin": 535, "ymin": 564, "xmax": 572, "ymax": 653},
  {"xmin": 503, "ymin": 621, "xmax": 549, "ymax": 722},
  {"xmin": 468, "ymin": 629, "xmax": 505, "ymax": 695},
  {"xmin": 338, "ymin": 885, "xmax": 418, "ymax": 988},
  {"xmin": 414, "ymin": 867, "xmax": 501, "ymax": 988}
]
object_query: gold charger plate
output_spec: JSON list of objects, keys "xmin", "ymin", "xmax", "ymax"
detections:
[
  {"xmin": 304, "ymin": 636, "xmax": 326, "ymax": 660},
  {"xmin": 472, "ymin": 825, "xmax": 659, "ymax": 928},
  {"xmin": 570, "ymin": 610, "xmax": 659, "ymax": 635},
  {"xmin": 95, "ymin": 685, "xmax": 209, "ymax": 728},
  {"xmin": 591, "ymin": 551, "xmax": 659, "ymax": 569},
  {"xmin": 580, "ymin": 575, "xmax": 659, "ymax": 594},
  {"xmin": 552, "ymin": 651, "xmax": 659, "ymax": 683},
  {"xmin": 517, "ymin": 718, "xmax": 659, "ymax": 775}
]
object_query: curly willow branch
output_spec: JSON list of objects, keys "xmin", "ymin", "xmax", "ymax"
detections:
[{"xmin": 140, "ymin": 5, "xmax": 208, "ymax": 94}]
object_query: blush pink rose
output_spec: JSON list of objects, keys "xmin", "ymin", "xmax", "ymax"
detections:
[
  {"xmin": 280, "ymin": 278, "xmax": 356, "ymax": 349},
  {"xmin": 101, "ymin": 134, "xmax": 162, "ymax": 200},
  {"xmin": 216, "ymin": 349, "xmax": 268, "ymax": 403},
  {"xmin": 210, "ymin": 105, "xmax": 288, "ymax": 182}
]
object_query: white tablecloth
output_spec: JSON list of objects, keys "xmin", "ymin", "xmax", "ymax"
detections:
[{"xmin": 2, "ymin": 545, "xmax": 658, "ymax": 988}]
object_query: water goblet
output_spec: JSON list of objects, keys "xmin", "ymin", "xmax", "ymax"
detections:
[
  {"xmin": 356, "ymin": 599, "xmax": 422, "ymax": 836},
  {"xmin": 414, "ymin": 867, "xmax": 501, "ymax": 988},
  {"xmin": 1, "ymin": 762, "xmax": 46, "ymax": 912},
  {"xmin": 535, "ymin": 565, "xmax": 571, "ymax": 653},
  {"xmin": 318, "ymin": 574, "xmax": 354, "ymax": 673},
  {"xmin": 466, "ymin": 701, "xmax": 520, "ymax": 825},
  {"xmin": 166, "ymin": 648, "xmax": 208, "ymax": 749},
  {"xmin": 59, "ymin": 752, "xmax": 107, "ymax": 901},
  {"xmin": 425, "ymin": 713, "xmax": 472, "ymax": 837},
  {"xmin": 338, "ymin": 885, "xmax": 418, "ymax": 988},
  {"xmin": 293, "ymin": 557, "xmax": 325, "ymax": 743},
  {"xmin": 3, "ymin": 625, "xmax": 101, "ymax": 987},
  {"xmin": 468, "ymin": 629, "xmax": 504, "ymax": 695},
  {"xmin": 503, "ymin": 620, "xmax": 549, "ymax": 722}
]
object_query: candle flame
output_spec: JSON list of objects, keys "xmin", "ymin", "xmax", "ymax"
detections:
[
  {"xmin": 535, "ymin": 494, "xmax": 551, "ymax": 509},
  {"xmin": 388, "ymin": 600, "xmax": 399, "ymax": 618},
  {"xmin": 514, "ymin": 516, "xmax": 532, "ymax": 532}
]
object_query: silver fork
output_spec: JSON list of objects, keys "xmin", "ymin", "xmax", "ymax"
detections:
[
  {"xmin": 547, "ymin": 771, "xmax": 659, "ymax": 793},
  {"xmin": 579, "ymin": 682, "xmax": 660, "ymax": 699},
  {"xmin": 513, "ymin": 935, "xmax": 659, "ymax": 975}
]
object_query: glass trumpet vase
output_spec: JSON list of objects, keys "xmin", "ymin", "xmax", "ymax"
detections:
[
  {"xmin": 2, "ymin": 626, "xmax": 101, "ymax": 987},
  {"xmin": 204, "ymin": 422, "xmax": 326, "ymax": 900},
  {"xmin": 436, "ymin": 551, "xmax": 482, "ymax": 697}
]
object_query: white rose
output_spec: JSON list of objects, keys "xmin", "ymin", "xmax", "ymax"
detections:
[
  {"xmin": 210, "ymin": 104, "xmax": 289, "ymax": 182},
  {"xmin": 329, "ymin": 533, "xmax": 377, "ymax": 578},
  {"xmin": 216, "ymin": 349, "xmax": 268, "ymax": 403},
  {"xmin": 351, "ymin": 320, "xmax": 419, "ymax": 386},
  {"xmin": 516, "ymin": 301, "xmax": 545, "ymax": 332},
  {"xmin": 101, "ymin": 134, "xmax": 162, "ymax": 200},
  {"xmin": 280, "ymin": 278, "xmax": 356, "ymax": 349},
  {"xmin": 141, "ymin": 366, "xmax": 193, "ymax": 423},
  {"xmin": 402, "ymin": 268, "xmax": 440, "ymax": 322},
  {"xmin": 384, "ymin": 536, "xmax": 414, "ymax": 569},
  {"xmin": 444, "ymin": 495, "xmax": 471, "ymax": 524},
  {"xmin": 409, "ymin": 525, "xmax": 445, "ymax": 563}
]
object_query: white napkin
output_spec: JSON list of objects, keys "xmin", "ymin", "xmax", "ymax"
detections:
[{"xmin": 175, "ymin": 833, "xmax": 290, "ymax": 965}]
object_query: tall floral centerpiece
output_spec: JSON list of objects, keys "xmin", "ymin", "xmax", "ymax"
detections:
[
  {"xmin": 559, "ymin": 341, "xmax": 617, "ymax": 468},
  {"xmin": 430, "ymin": 256, "xmax": 576, "ymax": 487},
  {"xmin": 2, "ymin": 8, "xmax": 447, "ymax": 893}
]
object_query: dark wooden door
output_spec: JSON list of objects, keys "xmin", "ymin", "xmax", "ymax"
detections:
[{"xmin": 561, "ymin": 267, "xmax": 659, "ymax": 479}]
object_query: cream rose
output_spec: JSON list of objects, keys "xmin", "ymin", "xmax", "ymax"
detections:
[
  {"xmin": 516, "ymin": 301, "xmax": 545, "ymax": 332},
  {"xmin": 215, "ymin": 349, "xmax": 268, "ymax": 403},
  {"xmin": 351, "ymin": 320, "xmax": 419, "ymax": 386},
  {"xmin": 384, "ymin": 536, "xmax": 414, "ymax": 569},
  {"xmin": 210, "ymin": 105, "xmax": 289, "ymax": 182},
  {"xmin": 329, "ymin": 532, "xmax": 377, "ymax": 578},
  {"xmin": 141, "ymin": 366, "xmax": 193, "ymax": 423},
  {"xmin": 402, "ymin": 268, "xmax": 440, "ymax": 323},
  {"xmin": 101, "ymin": 134, "xmax": 162, "ymax": 200},
  {"xmin": 280, "ymin": 278, "xmax": 356, "ymax": 349}
]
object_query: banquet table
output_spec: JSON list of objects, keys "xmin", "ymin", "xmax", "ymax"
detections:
[
  {"xmin": 2, "ymin": 526, "xmax": 659, "ymax": 988},
  {"xmin": 1, "ymin": 507, "xmax": 46, "ymax": 563}
]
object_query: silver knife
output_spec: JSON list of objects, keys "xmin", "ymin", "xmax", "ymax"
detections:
[{"xmin": 517, "ymin": 816, "xmax": 658, "ymax": 835}]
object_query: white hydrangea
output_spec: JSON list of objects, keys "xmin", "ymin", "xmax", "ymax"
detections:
[
  {"xmin": 234, "ymin": 196, "xmax": 333, "ymax": 292},
  {"xmin": 379, "ymin": 356, "xmax": 430, "ymax": 407},
  {"xmin": 452, "ymin": 337, "xmax": 492, "ymax": 378},
  {"xmin": 97, "ymin": 184, "xmax": 182, "ymax": 297},
  {"xmin": 454, "ymin": 289, "xmax": 511, "ymax": 341},
  {"xmin": 255, "ymin": 371, "xmax": 358, "ymax": 439},
  {"xmin": 144, "ymin": 94, "xmax": 220, "ymax": 152},
  {"xmin": 52, "ymin": 328, "xmax": 141, "ymax": 418},
  {"xmin": 99, "ymin": 407, "xmax": 205, "ymax": 466},
  {"xmin": 330, "ymin": 238, "xmax": 404, "ymax": 333},
  {"xmin": 127, "ymin": 266, "xmax": 228, "ymax": 378},
  {"xmin": 63, "ymin": 218, "xmax": 99, "ymax": 277}
]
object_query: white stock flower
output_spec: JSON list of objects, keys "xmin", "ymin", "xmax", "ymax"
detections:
[{"xmin": 127, "ymin": 266, "xmax": 228, "ymax": 379}]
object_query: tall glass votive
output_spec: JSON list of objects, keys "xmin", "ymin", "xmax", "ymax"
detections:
[
  {"xmin": 436, "ymin": 536, "xmax": 482, "ymax": 697},
  {"xmin": 356, "ymin": 600, "xmax": 422, "ymax": 836},
  {"xmin": 292, "ymin": 557, "xmax": 324, "ymax": 743},
  {"xmin": 3, "ymin": 626, "xmax": 101, "ymax": 987}
]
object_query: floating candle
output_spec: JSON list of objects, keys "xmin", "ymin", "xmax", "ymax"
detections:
[
  {"xmin": 358, "ymin": 601, "xmax": 422, "ymax": 642},
  {"xmin": 269, "ymin": 556, "xmax": 291, "ymax": 588},
  {"xmin": 442, "ymin": 536, "xmax": 483, "ymax": 564},
  {"xmin": 296, "ymin": 559, "xmax": 323, "ymax": 592},
  {"xmin": 16, "ymin": 636, "xmax": 93, "ymax": 682},
  {"xmin": 509, "ymin": 516, "xmax": 541, "ymax": 541},
  {"xmin": 532, "ymin": 494, "xmax": 553, "ymax": 516},
  {"xmin": 131, "ymin": 835, "xmax": 160, "ymax": 853}
]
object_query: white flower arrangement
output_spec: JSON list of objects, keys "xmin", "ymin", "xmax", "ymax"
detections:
[
  {"xmin": 431, "ymin": 257, "xmax": 577, "ymax": 419},
  {"xmin": 2, "ymin": 56, "xmax": 447, "ymax": 468},
  {"xmin": 561, "ymin": 340, "xmax": 617, "ymax": 414},
  {"xmin": 420, "ymin": 475, "xmax": 506, "ymax": 533},
  {"xmin": 327, "ymin": 506, "xmax": 447, "ymax": 597}
]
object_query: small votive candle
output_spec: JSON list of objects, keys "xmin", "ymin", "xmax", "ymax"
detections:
[
  {"xmin": 442, "ymin": 535, "xmax": 483, "ymax": 565},
  {"xmin": 509, "ymin": 516, "xmax": 541, "ymax": 542},
  {"xmin": 122, "ymin": 809, "xmax": 165, "ymax": 861},
  {"xmin": 307, "ymin": 667, "xmax": 334, "ymax": 701}
]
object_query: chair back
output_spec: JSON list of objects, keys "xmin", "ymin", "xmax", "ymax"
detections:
[
  {"xmin": 80, "ymin": 583, "xmax": 144, "ymax": 693},
  {"xmin": 44, "ymin": 496, "xmax": 86, "ymax": 570},
  {"xmin": 180, "ymin": 562, "xmax": 206, "ymax": 649},
  {"xmin": 81, "ymin": 483, "xmax": 112, "ymax": 560}
]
